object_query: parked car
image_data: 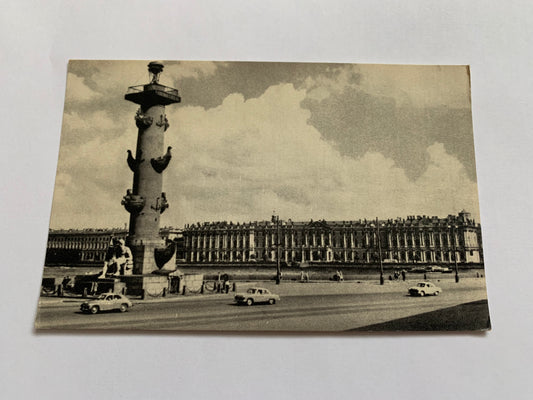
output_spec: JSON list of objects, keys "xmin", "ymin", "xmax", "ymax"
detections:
[
  {"xmin": 80, "ymin": 293, "xmax": 133, "ymax": 314},
  {"xmin": 410, "ymin": 267, "xmax": 428, "ymax": 273},
  {"xmin": 234, "ymin": 287, "xmax": 280, "ymax": 306},
  {"xmin": 408, "ymin": 282, "xmax": 442, "ymax": 297},
  {"xmin": 383, "ymin": 259, "xmax": 399, "ymax": 263}
]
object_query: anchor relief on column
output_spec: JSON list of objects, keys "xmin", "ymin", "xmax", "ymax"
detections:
[
  {"xmin": 150, "ymin": 192, "xmax": 169, "ymax": 214},
  {"xmin": 155, "ymin": 114, "xmax": 169, "ymax": 131}
]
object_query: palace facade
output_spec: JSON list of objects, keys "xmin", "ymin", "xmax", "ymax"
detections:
[
  {"xmin": 45, "ymin": 211, "xmax": 483, "ymax": 267},
  {"xmin": 183, "ymin": 211, "xmax": 483, "ymax": 265}
]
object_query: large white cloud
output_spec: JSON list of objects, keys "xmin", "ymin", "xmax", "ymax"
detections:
[
  {"xmin": 160, "ymin": 82, "xmax": 480, "ymax": 227},
  {"xmin": 49, "ymin": 79, "xmax": 480, "ymax": 229},
  {"xmin": 50, "ymin": 127, "xmax": 134, "ymax": 229}
]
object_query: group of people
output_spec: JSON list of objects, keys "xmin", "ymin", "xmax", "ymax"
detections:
[
  {"xmin": 216, "ymin": 273, "xmax": 231, "ymax": 293},
  {"xmin": 392, "ymin": 269, "xmax": 407, "ymax": 281},
  {"xmin": 98, "ymin": 238, "xmax": 133, "ymax": 278}
]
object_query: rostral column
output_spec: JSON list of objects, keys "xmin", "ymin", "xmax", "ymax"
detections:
[{"xmin": 122, "ymin": 62, "xmax": 180, "ymax": 274}]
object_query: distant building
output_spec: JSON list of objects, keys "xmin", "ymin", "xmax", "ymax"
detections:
[
  {"xmin": 45, "ymin": 211, "xmax": 483, "ymax": 267},
  {"xmin": 45, "ymin": 227, "xmax": 182, "ymax": 266},
  {"xmin": 183, "ymin": 211, "xmax": 483, "ymax": 265}
]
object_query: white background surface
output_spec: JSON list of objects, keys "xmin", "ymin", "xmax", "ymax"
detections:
[{"xmin": 1, "ymin": 1, "xmax": 532, "ymax": 399}]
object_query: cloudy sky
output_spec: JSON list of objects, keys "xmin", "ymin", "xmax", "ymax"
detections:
[{"xmin": 50, "ymin": 60, "xmax": 480, "ymax": 229}]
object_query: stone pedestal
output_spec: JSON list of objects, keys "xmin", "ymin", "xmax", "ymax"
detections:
[
  {"xmin": 179, "ymin": 274, "xmax": 204, "ymax": 294},
  {"xmin": 120, "ymin": 275, "xmax": 169, "ymax": 297},
  {"xmin": 130, "ymin": 240, "xmax": 165, "ymax": 275},
  {"xmin": 74, "ymin": 277, "xmax": 126, "ymax": 296}
]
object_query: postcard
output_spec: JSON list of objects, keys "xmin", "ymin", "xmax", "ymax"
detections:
[{"xmin": 35, "ymin": 60, "xmax": 490, "ymax": 331}]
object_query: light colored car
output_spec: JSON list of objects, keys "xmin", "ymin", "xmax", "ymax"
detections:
[
  {"xmin": 428, "ymin": 265, "xmax": 452, "ymax": 273},
  {"xmin": 80, "ymin": 293, "xmax": 133, "ymax": 314},
  {"xmin": 408, "ymin": 282, "xmax": 442, "ymax": 297},
  {"xmin": 234, "ymin": 287, "xmax": 280, "ymax": 306}
]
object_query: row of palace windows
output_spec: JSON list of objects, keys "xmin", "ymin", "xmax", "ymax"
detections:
[
  {"xmin": 186, "ymin": 232, "xmax": 467, "ymax": 249},
  {"xmin": 186, "ymin": 249, "xmax": 473, "ymax": 262},
  {"xmin": 80, "ymin": 251, "xmax": 107, "ymax": 261},
  {"xmin": 48, "ymin": 239, "xmax": 113, "ymax": 250}
]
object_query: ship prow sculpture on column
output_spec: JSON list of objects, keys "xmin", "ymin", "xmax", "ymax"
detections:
[{"xmin": 120, "ymin": 61, "xmax": 181, "ymax": 297}]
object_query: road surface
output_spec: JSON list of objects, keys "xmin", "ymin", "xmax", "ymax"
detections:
[{"xmin": 35, "ymin": 281, "xmax": 488, "ymax": 331}]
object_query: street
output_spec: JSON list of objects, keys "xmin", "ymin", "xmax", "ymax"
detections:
[{"xmin": 35, "ymin": 279, "xmax": 489, "ymax": 331}]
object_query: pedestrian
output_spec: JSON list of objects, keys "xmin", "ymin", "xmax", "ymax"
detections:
[
  {"xmin": 401, "ymin": 269, "xmax": 406, "ymax": 281},
  {"xmin": 217, "ymin": 273, "xmax": 222, "ymax": 292},
  {"xmin": 62, "ymin": 275, "xmax": 71, "ymax": 289},
  {"xmin": 224, "ymin": 278, "xmax": 230, "ymax": 293}
]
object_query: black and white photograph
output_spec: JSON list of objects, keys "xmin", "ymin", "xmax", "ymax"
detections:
[
  {"xmin": 35, "ymin": 60, "xmax": 490, "ymax": 331},
  {"xmin": 4, "ymin": 2, "xmax": 533, "ymax": 399}
]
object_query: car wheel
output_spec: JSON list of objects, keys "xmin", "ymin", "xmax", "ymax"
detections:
[
  {"xmin": 90, "ymin": 306, "xmax": 99, "ymax": 314},
  {"xmin": 419, "ymin": 291, "xmax": 425, "ymax": 297},
  {"xmin": 268, "ymin": 298, "xmax": 276, "ymax": 305},
  {"xmin": 434, "ymin": 291, "xmax": 440, "ymax": 296},
  {"xmin": 246, "ymin": 298, "xmax": 254, "ymax": 306},
  {"xmin": 120, "ymin": 303, "xmax": 129, "ymax": 312}
]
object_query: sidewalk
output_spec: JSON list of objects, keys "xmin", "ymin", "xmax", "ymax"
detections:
[{"xmin": 37, "ymin": 277, "xmax": 487, "ymax": 308}]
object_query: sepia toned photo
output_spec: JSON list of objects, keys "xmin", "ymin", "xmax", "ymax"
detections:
[{"xmin": 35, "ymin": 60, "xmax": 490, "ymax": 331}]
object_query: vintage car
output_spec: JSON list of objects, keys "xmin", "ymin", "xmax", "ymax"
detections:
[
  {"xmin": 408, "ymin": 282, "xmax": 442, "ymax": 297},
  {"xmin": 80, "ymin": 293, "xmax": 133, "ymax": 314},
  {"xmin": 426, "ymin": 266, "xmax": 454, "ymax": 273},
  {"xmin": 234, "ymin": 287, "xmax": 280, "ymax": 306}
]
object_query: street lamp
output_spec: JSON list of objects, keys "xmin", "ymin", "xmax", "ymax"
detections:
[
  {"xmin": 376, "ymin": 217, "xmax": 384, "ymax": 285},
  {"xmin": 272, "ymin": 213, "xmax": 282, "ymax": 284},
  {"xmin": 449, "ymin": 224, "xmax": 460, "ymax": 283}
]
